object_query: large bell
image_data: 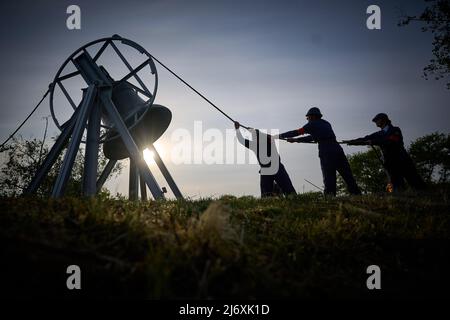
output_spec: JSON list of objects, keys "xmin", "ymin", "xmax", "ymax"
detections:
[{"xmin": 103, "ymin": 81, "xmax": 171, "ymax": 160}]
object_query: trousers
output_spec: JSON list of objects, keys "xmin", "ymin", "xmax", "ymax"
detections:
[
  {"xmin": 320, "ymin": 151, "xmax": 361, "ymax": 196},
  {"xmin": 260, "ymin": 163, "xmax": 296, "ymax": 197}
]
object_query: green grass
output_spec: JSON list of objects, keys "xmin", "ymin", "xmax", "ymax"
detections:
[{"xmin": 1, "ymin": 188, "xmax": 450, "ymax": 299}]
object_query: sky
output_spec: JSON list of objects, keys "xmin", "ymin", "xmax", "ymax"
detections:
[{"xmin": 0, "ymin": 0, "xmax": 449, "ymax": 198}]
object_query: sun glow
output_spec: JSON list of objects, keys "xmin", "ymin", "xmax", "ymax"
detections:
[
  {"xmin": 143, "ymin": 148, "xmax": 155, "ymax": 166},
  {"xmin": 143, "ymin": 141, "xmax": 166, "ymax": 166}
]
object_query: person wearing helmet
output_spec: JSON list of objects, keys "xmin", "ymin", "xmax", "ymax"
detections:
[
  {"xmin": 344, "ymin": 113, "xmax": 425, "ymax": 192},
  {"xmin": 278, "ymin": 107, "xmax": 361, "ymax": 196}
]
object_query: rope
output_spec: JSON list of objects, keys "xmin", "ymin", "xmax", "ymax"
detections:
[
  {"xmin": 150, "ymin": 54, "xmax": 250, "ymax": 130},
  {"xmin": 38, "ymin": 116, "xmax": 50, "ymax": 165},
  {"xmin": 304, "ymin": 179, "xmax": 323, "ymax": 191},
  {"xmin": 0, "ymin": 88, "xmax": 50, "ymax": 151},
  {"xmin": 1, "ymin": 55, "xmax": 249, "ymax": 151}
]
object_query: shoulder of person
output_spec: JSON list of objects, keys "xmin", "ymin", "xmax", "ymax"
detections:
[
  {"xmin": 303, "ymin": 121, "xmax": 312, "ymax": 129},
  {"xmin": 389, "ymin": 125, "xmax": 402, "ymax": 134}
]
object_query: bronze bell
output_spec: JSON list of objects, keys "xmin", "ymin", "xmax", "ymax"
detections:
[{"xmin": 102, "ymin": 81, "xmax": 171, "ymax": 160}]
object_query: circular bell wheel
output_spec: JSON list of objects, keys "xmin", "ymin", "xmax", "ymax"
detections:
[{"xmin": 48, "ymin": 34, "xmax": 158, "ymax": 144}]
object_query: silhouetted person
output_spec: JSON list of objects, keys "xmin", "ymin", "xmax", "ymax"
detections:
[
  {"xmin": 278, "ymin": 107, "xmax": 361, "ymax": 196},
  {"xmin": 345, "ymin": 113, "xmax": 425, "ymax": 192},
  {"xmin": 235, "ymin": 121, "xmax": 296, "ymax": 197}
]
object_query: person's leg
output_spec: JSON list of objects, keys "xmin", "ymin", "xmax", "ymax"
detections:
[
  {"xmin": 405, "ymin": 168, "xmax": 426, "ymax": 190},
  {"xmin": 274, "ymin": 163, "xmax": 297, "ymax": 195},
  {"xmin": 386, "ymin": 164, "xmax": 406, "ymax": 192},
  {"xmin": 320, "ymin": 157, "xmax": 337, "ymax": 196},
  {"xmin": 336, "ymin": 153, "xmax": 361, "ymax": 195},
  {"xmin": 402, "ymin": 156, "xmax": 426, "ymax": 190},
  {"xmin": 272, "ymin": 181, "xmax": 283, "ymax": 195},
  {"xmin": 260, "ymin": 174, "xmax": 275, "ymax": 197}
]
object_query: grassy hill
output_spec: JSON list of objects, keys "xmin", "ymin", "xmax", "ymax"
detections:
[{"xmin": 1, "ymin": 188, "xmax": 450, "ymax": 299}]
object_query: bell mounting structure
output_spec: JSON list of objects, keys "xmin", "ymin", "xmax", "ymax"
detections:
[{"xmin": 24, "ymin": 34, "xmax": 182, "ymax": 200}]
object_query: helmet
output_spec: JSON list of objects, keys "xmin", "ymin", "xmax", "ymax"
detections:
[
  {"xmin": 306, "ymin": 107, "xmax": 322, "ymax": 117},
  {"xmin": 372, "ymin": 113, "xmax": 389, "ymax": 123}
]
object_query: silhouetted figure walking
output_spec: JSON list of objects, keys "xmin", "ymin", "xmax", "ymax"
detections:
[{"xmin": 278, "ymin": 107, "xmax": 361, "ymax": 196}]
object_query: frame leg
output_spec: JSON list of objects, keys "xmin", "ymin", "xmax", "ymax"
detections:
[
  {"xmin": 99, "ymin": 90, "xmax": 164, "ymax": 199},
  {"xmin": 96, "ymin": 159, "xmax": 117, "ymax": 193},
  {"xmin": 148, "ymin": 144, "xmax": 183, "ymax": 199},
  {"xmin": 83, "ymin": 95, "xmax": 101, "ymax": 196},
  {"xmin": 52, "ymin": 85, "xmax": 96, "ymax": 197},
  {"xmin": 23, "ymin": 109, "xmax": 79, "ymax": 195}
]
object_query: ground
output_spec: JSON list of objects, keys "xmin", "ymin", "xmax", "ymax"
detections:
[{"xmin": 1, "ymin": 187, "xmax": 449, "ymax": 299}]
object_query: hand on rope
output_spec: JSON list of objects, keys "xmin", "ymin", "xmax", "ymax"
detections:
[
  {"xmin": 341, "ymin": 139, "xmax": 372, "ymax": 146},
  {"xmin": 234, "ymin": 121, "xmax": 253, "ymax": 131}
]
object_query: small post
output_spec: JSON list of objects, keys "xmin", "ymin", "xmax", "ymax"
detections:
[
  {"xmin": 139, "ymin": 173, "xmax": 147, "ymax": 201},
  {"xmin": 129, "ymin": 160, "xmax": 139, "ymax": 201}
]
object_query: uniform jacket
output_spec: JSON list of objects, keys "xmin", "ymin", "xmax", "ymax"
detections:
[
  {"xmin": 280, "ymin": 119, "xmax": 343, "ymax": 158},
  {"xmin": 360, "ymin": 124, "xmax": 410, "ymax": 166}
]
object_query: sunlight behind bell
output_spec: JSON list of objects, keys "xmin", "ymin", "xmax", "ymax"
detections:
[{"xmin": 143, "ymin": 148, "xmax": 155, "ymax": 166}]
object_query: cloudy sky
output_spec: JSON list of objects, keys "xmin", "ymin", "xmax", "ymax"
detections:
[{"xmin": 0, "ymin": 0, "xmax": 448, "ymax": 198}]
